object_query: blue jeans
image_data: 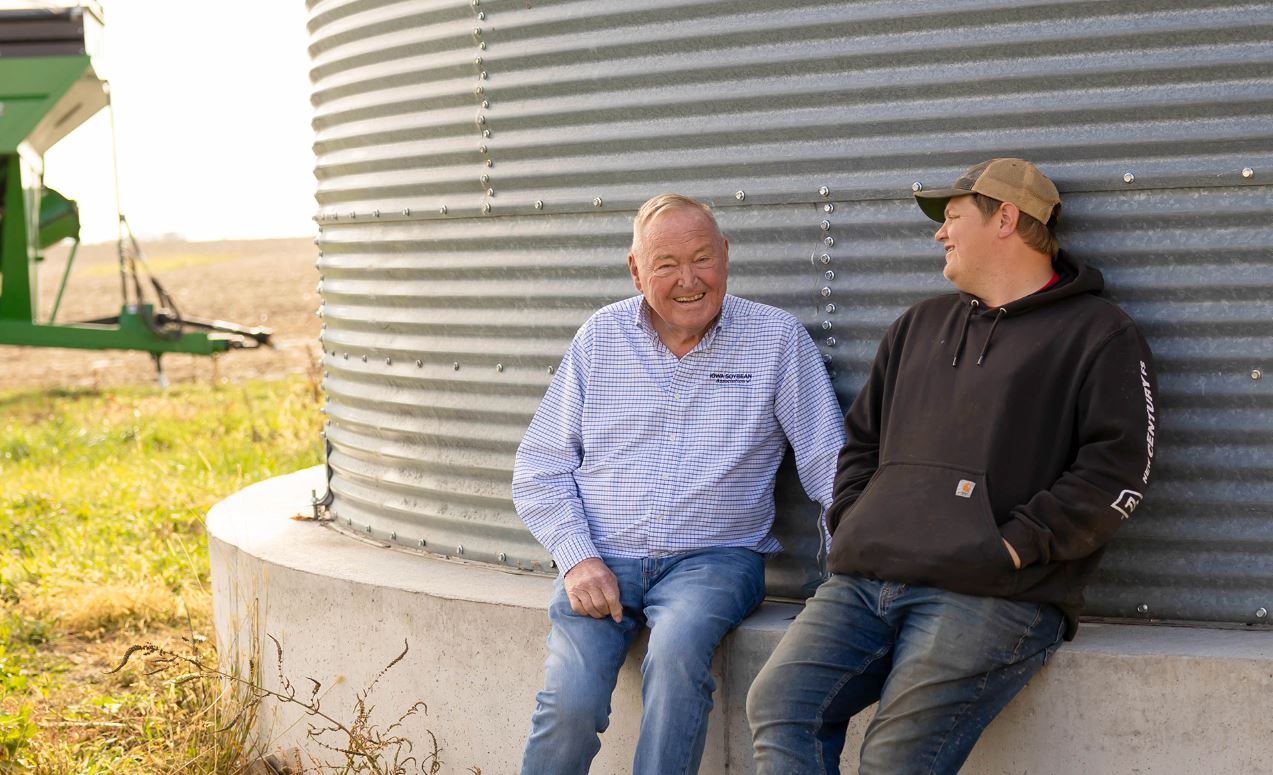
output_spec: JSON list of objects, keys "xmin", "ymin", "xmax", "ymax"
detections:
[
  {"xmin": 521, "ymin": 547, "xmax": 766, "ymax": 775},
  {"xmin": 748, "ymin": 575, "xmax": 1065, "ymax": 775}
]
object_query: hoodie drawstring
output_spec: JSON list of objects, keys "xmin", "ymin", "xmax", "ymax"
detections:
[
  {"xmin": 951, "ymin": 300, "xmax": 979, "ymax": 367},
  {"xmin": 976, "ymin": 308, "xmax": 1007, "ymax": 365}
]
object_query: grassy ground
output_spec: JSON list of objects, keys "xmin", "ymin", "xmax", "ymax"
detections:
[{"xmin": 0, "ymin": 376, "xmax": 323, "ymax": 772}]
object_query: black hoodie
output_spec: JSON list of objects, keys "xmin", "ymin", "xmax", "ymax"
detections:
[{"xmin": 826, "ymin": 252, "xmax": 1157, "ymax": 638}]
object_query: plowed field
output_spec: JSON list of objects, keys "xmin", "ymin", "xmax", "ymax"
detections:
[{"xmin": 0, "ymin": 237, "xmax": 320, "ymax": 390}]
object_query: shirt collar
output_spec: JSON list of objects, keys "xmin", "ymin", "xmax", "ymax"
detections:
[{"xmin": 632, "ymin": 294, "xmax": 734, "ymax": 351}]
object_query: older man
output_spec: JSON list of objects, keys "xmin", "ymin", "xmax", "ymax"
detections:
[
  {"xmin": 513, "ymin": 193, "xmax": 845, "ymax": 774},
  {"xmin": 748, "ymin": 159, "xmax": 1158, "ymax": 774}
]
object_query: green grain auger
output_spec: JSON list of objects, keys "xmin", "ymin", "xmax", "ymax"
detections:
[{"xmin": 0, "ymin": 4, "xmax": 270, "ymax": 376}]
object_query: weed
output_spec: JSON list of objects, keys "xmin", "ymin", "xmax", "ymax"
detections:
[{"xmin": 110, "ymin": 636, "xmax": 457, "ymax": 775}]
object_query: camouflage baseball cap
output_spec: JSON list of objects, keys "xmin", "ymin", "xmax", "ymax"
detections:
[{"xmin": 914, "ymin": 158, "xmax": 1060, "ymax": 225}]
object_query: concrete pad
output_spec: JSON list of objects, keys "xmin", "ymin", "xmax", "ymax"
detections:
[{"xmin": 210, "ymin": 467, "xmax": 1273, "ymax": 774}]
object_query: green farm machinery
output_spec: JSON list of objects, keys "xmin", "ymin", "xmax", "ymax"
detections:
[{"xmin": 0, "ymin": 4, "xmax": 270, "ymax": 378}]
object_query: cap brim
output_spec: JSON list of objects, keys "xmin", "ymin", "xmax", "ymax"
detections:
[{"xmin": 913, "ymin": 188, "xmax": 973, "ymax": 223}]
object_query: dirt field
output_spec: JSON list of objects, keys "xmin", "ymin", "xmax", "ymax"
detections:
[{"xmin": 0, "ymin": 237, "xmax": 321, "ymax": 390}]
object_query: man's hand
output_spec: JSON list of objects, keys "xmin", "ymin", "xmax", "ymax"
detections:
[
  {"xmin": 1002, "ymin": 538, "xmax": 1022, "ymax": 570},
  {"xmin": 564, "ymin": 558, "xmax": 623, "ymax": 622}
]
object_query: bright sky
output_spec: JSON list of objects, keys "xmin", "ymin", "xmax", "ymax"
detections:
[{"xmin": 41, "ymin": 1, "xmax": 316, "ymax": 243}]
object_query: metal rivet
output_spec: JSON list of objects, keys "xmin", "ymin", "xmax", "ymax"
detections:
[
  {"xmin": 349, "ymin": 211, "xmax": 356, "ymax": 219},
  {"xmin": 415, "ymin": 359, "xmax": 423, "ymax": 368},
  {"xmin": 821, "ymin": 321, "xmax": 832, "ymax": 330},
  {"xmin": 534, "ymin": 199, "xmax": 544, "ymax": 209},
  {"xmin": 483, "ymin": 202, "xmax": 492, "ymax": 213},
  {"xmin": 825, "ymin": 337, "xmax": 837, "ymax": 346},
  {"xmin": 480, "ymin": 174, "xmax": 490, "ymax": 185},
  {"xmin": 824, "ymin": 270, "xmax": 835, "ymax": 280},
  {"xmin": 402, "ymin": 207, "xmax": 410, "ymax": 216},
  {"xmin": 820, "ymin": 287, "xmax": 832, "ymax": 298},
  {"xmin": 361, "ymin": 354, "xmax": 367, "ymax": 363},
  {"xmin": 498, "ymin": 552, "xmax": 508, "ymax": 562},
  {"xmin": 820, "ymin": 253, "xmax": 831, "ymax": 265},
  {"xmin": 385, "ymin": 357, "xmax": 392, "ymax": 365},
  {"xmin": 824, "ymin": 236, "xmax": 835, "ymax": 247},
  {"xmin": 474, "ymin": 85, "xmax": 484, "ymax": 95},
  {"xmin": 496, "ymin": 363, "xmax": 504, "ymax": 372},
  {"xmin": 473, "ymin": 27, "xmax": 481, "ymax": 36},
  {"xmin": 482, "ymin": 127, "xmax": 491, "ymax": 136},
  {"xmin": 479, "ymin": 41, "xmax": 487, "ymax": 50},
  {"xmin": 820, "ymin": 220, "xmax": 831, "ymax": 231},
  {"xmin": 373, "ymin": 209, "xmax": 380, "ymax": 218},
  {"xmin": 440, "ymin": 205, "xmax": 448, "ymax": 214},
  {"xmin": 547, "ymin": 365, "xmax": 555, "ymax": 375},
  {"xmin": 823, "ymin": 203, "xmax": 835, "ymax": 214},
  {"xmin": 735, "ymin": 190, "xmax": 746, "ymax": 201},
  {"xmin": 346, "ymin": 518, "xmax": 352, "ymax": 526},
  {"xmin": 1123, "ymin": 172, "xmax": 1136, "ymax": 184},
  {"xmin": 1252, "ymin": 369, "xmax": 1263, "ymax": 380},
  {"xmin": 1256, "ymin": 607, "xmax": 1268, "ymax": 619},
  {"xmin": 390, "ymin": 532, "xmax": 397, "ymax": 540},
  {"xmin": 479, "ymin": 145, "xmax": 488, "ymax": 154},
  {"xmin": 486, "ymin": 188, "xmax": 495, "ymax": 197},
  {"xmin": 485, "ymin": 159, "xmax": 493, "ymax": 168},
  {"xmin": 456, "ymin": 545, "xmax": 465, "ymax": 555},
  {"xmin": 593, "ymin": 197, "xmax": 603, "ymax": 207},
  {"xmin": 453, "ymin": 362, "xmax": 461, "ymax": 370},
  {"xmin": 419, "ymin": 538, "xmax": 427, "ymax": 547},
  {"xmin": 477, "ymin": 11, "xmax": 485, "ymax": 19},
  {"xmin": 822, "ymin": 354, "xmax": 832, "ymax": 365},
  {"xmin": 1136, "ymin": 603, "xmax": 1149, "ymax": 614},
  {"xmin": 343, "ymin": 352, "xmax": 348, "ymax": 359},
  {"xmin": 477, "ymin": 114, "xmax": 486, "ymax": 124},
  {"xmin": 1242, "ymin": 167, "xmax": 1254, "ymax": 178},
  {"xmin": 365, "ymin": 524, "xmax": 372, "ymax": 533},
  {"xmin": 912, "ymin": 182, "xmax": 923, "ymax": 192},
  {"xmin": 474, "ymin": 57, "xmax": 483, "ymax": 65},
  {"xmin": 480, "ymin": 71, "xmax": 488, "ymax": 80},
  {"xmin": 819, "ymin": 186, "xmax": 830, "ymax": 197},
  {"xmin": 825, "ymin": 303, "xmax": 836, "ymax": 313}
]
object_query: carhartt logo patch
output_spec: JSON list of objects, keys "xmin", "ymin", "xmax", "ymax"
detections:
[
  {"xmin": 1111, "ymin": 489, "xmax": 1143, "ymax": 520},
  {"xmin": 955, "ymin": 480, "xmax": 975, "ymax": 498}
]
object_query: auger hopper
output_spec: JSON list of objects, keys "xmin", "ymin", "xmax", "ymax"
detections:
[{"xmin": 0, "ymin": 4, "xmax": 270, "ymax": 371}]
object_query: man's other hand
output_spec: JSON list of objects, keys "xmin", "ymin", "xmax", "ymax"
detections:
[
  {"xmin": 564, "ymin": 558, "xmax": 623, "ymax": 622},
  {"xmin": 1002, "ymin": 538, "xmax": 1022, "ymax": 570}
]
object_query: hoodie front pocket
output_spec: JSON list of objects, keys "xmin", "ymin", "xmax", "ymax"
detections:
[{"xmin": 832, "ymin": 460, "xmax": 1015, "ymax": 595}]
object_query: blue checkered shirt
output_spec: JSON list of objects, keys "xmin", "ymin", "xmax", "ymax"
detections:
[{"xmin": 512, "ymin": 294, "xmax": 846, "ymax": 574}]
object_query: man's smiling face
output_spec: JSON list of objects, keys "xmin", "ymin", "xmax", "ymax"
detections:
[
  {"xmin": 628, "ymin": 207, "xmax": 729, "ymax": 349},
  {"xmin": 935, "ymin": 194, "xmax": 999, "ymax": 292}
]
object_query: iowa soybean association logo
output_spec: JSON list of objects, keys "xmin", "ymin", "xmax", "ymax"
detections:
[{"xmin": 710, "ymin": 372, "xmax": 753, "ymax": 384}]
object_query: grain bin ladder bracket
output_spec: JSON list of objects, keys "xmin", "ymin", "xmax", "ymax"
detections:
[{"xmin": 0, "ymin": 5, "xmax": 271, "ymax": 368}]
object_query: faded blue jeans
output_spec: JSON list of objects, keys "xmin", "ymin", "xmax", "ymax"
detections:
[
  {"xmin": 748, "ymin": 574, "xmax": 1065, "ymax": 775},
  {"xmin": 521, "ymin": 547, "xmax": 766, "ymax": 775}
]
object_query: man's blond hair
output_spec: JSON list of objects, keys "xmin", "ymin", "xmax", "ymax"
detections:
[{"xmin": 630, "ymin": 194, "xmax": 722, "ymax": 256}]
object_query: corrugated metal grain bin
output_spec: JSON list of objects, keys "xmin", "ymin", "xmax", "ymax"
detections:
[{"xmin": 307, "ymin": 0, "xmax": 1273, "ymax": 624}]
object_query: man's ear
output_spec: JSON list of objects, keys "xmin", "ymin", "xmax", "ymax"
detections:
[
  {"xmin": 628, "ymin": 253, "xmax": 643, "ymax": 292},
  {"xmin": 997, "ymin": 203, "xmax": 1021, "ymax": 237}
]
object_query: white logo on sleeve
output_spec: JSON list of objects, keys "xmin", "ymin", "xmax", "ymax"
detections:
[
  {"xmin": 1111, "ymin": 489, "xmax": 1143, "ymax": 519},
  {"xmin": 955, "ymin": 480, "xmax": 975, "ymax": 498}
]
